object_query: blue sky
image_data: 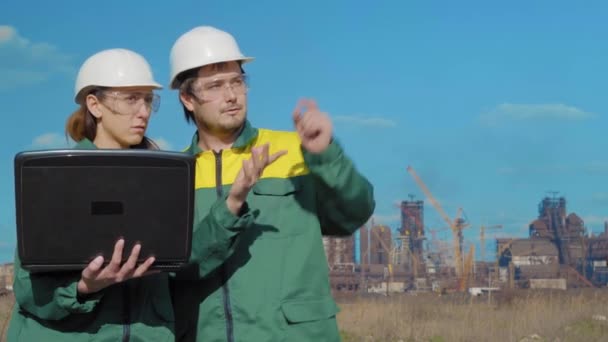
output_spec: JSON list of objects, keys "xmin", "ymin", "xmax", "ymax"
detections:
[{"xmin": 1, "ymin": 1, "xmax": 607, "ymax": 263}]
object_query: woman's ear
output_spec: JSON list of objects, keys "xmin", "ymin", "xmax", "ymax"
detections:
[{"xmin": 86, "ymin": 94, "xmax": 102, "ymax": 119}]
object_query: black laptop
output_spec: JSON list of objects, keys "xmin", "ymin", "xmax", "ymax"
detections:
[{"xmin": 14, "ymin": 149, "xmax": 195, "ymax": 272}]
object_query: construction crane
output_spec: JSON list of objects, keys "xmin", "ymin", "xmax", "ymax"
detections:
[
  {"xmin": 459, "ymin": 243, "xmax": 476, "ymax": 291},
  {"xmin": 480, "ymin": 224, "xmax": 503, "ymax": 263},
  {"xmin": 407, "ymin": 166, "xmax": 470, "ymax": 280}
]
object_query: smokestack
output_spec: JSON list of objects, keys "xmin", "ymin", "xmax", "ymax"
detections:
[{"xmin": 360, "ymin": 225, "xmax": 369, "ymax": 265}]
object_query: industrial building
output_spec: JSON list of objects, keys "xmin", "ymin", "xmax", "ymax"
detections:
[{"xmin": 325, "ymin": 193, "xmax": 608, "ymax": 295}]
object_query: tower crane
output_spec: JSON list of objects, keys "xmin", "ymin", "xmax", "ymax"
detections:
[{"xmin": 407, "ymin": 166, "xmax": 470, "ymax": 281}]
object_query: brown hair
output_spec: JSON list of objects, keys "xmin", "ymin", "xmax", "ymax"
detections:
[
  {"xmin": 65, "ymin": 90, "xmax": 159, "ymax": 150},
  {"xmin": 65, "ymin": 105, "xmax": 97, "ymax": 142}
]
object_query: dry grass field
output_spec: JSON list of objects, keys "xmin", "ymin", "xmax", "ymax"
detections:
[
  {"xmin": 0, "ymin": 292, "xmax": 13, "ymax": 342},
  {"xmin": 335, "ymin": 289, "xmax": 608, "ymax": 342},
  {"xmin": 1, "ymin": 289, "xmax": 608, "ymax": 341}
]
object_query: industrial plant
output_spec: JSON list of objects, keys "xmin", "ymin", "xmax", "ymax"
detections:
[{"xmin": 324, "ymin": 166, "xmax": 608, "ymax": 295}]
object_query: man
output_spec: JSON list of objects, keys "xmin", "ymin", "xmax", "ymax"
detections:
[{"xmin": 169, "ymin": 26, "xmax": 375, "ymax": 342}]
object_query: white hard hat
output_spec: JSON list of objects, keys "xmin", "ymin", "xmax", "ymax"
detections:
[
  {"xmin": 74, "ymin": 48, "xmax": 162, "ymax": 104},
  {"xmin": 169, "ymin": 26, "xmax": 254, "ymax": 89}
]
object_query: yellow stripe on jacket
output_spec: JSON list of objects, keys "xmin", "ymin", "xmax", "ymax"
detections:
[{"xmin": 194, "ymin": 129, "xmax": 309, "ymax": 189}]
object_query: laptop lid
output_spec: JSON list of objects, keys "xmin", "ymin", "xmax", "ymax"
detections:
[{"xmin": 14, "ymin": 149, "xmax": 195, "ymax": 273}]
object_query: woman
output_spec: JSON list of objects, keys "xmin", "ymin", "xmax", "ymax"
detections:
[
  {"xmin": 7, "ymin": 48, "xmax": 174, "ymax": 341},
  {"xmin": 8, "ymin": 46, "xmax": 279, "ymax": 342}
]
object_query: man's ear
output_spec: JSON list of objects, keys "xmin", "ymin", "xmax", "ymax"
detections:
[
  {"xmin": 179, "ymin": 91, "xmax": 196, "ymax": 112},
  {"xmin": 86, "ymin": 94, "xmax": 103, "ymax": 119}
]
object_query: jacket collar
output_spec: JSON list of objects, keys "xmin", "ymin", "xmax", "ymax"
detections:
[
  {"xmin": 75, "ymin": 138, "xmax": 97, "ymax": 150},
  {"xmin": 186, "ymin": 120, "xmax": 258, "ymax": 155}
]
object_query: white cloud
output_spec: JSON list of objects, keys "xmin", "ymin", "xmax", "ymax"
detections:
[
  {"xmin": 0, "ymin": 26, "xmax": 15, "ymax": 42},
  {"xmin": 333, "ymin": 115, "xmax": 397, "ymax": 128},
  {"xmin": 481, "ymin": 103, "xmax": 596, "ymax": 126},
  {"xmin": 31, "ymin": 133, "xmax": 73, "ymax": 149},
  {"xmin": 153, "ymin": 137, "xmax": 173, "ymax": 151},
  {"xmin": 0, "ymin": 25, "xmax": 74, "ymax": 90}
]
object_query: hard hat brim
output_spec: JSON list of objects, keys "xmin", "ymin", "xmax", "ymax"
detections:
[
  {"xmin": 169, "ymin": 56, "xmax": 254, "ymax": 90},
  {"xmin": 74, "ymin": 82, "xmax": 163, "ymax": 104}
]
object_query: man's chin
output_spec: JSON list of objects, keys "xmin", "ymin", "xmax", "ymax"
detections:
[{"xmin": 220, "ymin": 118, "xmax": 246, "ymax": 131}]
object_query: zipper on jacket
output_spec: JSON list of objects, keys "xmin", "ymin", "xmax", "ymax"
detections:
[
  {"xmin": 122, "ymin": 283, "xmax": 131, "ymax": 342},
  {"xmin": 213, "ymin": 150, "xmax": 235, "ymax": 342}
]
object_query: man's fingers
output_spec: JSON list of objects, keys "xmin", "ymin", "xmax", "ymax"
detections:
[
  {"xmin": 133, "ymin": 256, "xmax": 156, "ymax": 278},
  {"xmin": 300, "ymin": 111, "xmax": 317, "ymax": 132},
  {"xmin": 259, "ymin": 144, "xmax": 270, "ymax": 167},
  {"xmin": 297, "ymin": 111, "xmax": 321, "ymax": 139},
  {"xmin": 294, "ymin": 98, "xmax": 320, "ymax": 126},
  {"xmin": 302, "ymin": 98, "xmax": 318, "ymax": 111},
  {"xmin": 109, "ymin": 239, "xmax": 125, "ymax": 268},
  {"xmin": 245, "ymin": 158, "xmax": 257, "ymax": 180},
  {"xmin": 295, "ymin": 98, "xmax": 318, "ymax": 112},
  {"xmin": 268, "ymin": 150, "xmax": 287, "ymax": 164},
  {"xmin": 295, "ymin": 120, "xmax": 305, "ymax": 137},
  {"xmin": 82, "ymin": 256, "xmax": 104, "ymax": 280},
  {"xmin": 293, "ymin": 99, "xmax": 307, "ymax": 123},
  {"xmin": 292, "ymin": 107, "xmax": 301, "ymax": 123},
  {"xmin": 240, "ymin": 159, "xmax": 253, "ymax": 185},
  {"xmin": 250, "ymin": 146, "xmax": 262, "ymax": 172}
]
